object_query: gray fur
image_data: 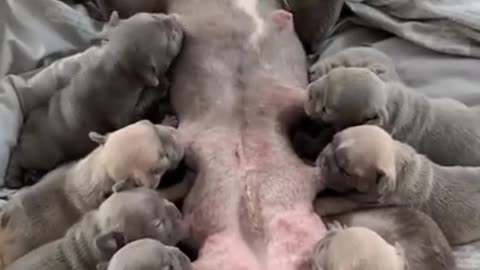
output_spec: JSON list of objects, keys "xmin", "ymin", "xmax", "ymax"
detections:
[
  {"xmin": 281, "ymin": 0, "xmax": 345, "ymax": 53},
  {"xmin": 315, "ymin": 125, "xmax": 480, "ymax": 245},
  {"xmin": 5, "ymin": 12, "xmax": 184, "ymax": 188},
  {"xmin": 305, "ymin": 67, "xmax": 480, "ymax": 167},
  {"xmin": 309, "ymin": 47, "xmax": 400, "ymax": 82},
  {"xmin": 319, "ymin": 207, "xmax": 456, "ymax": 270},
  {"xmin": 4, "ymin": 188, "xmax": 186, "ymax": 270},
  {"xmin": 97, "ymin": 239, "xmax": 191, "ymax": 270},
  {"xmin": 311, "ymin": 224, "xmax": 406, "ymax": 270},
  {"xmin": 0, "ymin": 121, "xmax": 185, "ymax": 268}
]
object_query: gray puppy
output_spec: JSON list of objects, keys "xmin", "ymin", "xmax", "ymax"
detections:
[
  {"xmin": 4, "ymin": 188, "xmax": 186, "ymax": 270},
  {"xmin": 5, "ymin": 11, "xmax": 184, "ymax": 188},
  {"xmin": 0, "ymin": 120, "xmax": 185, "ymax": 268},
  {"xmin": 311, "ymin": 224, "xmax": 406, "ymax": 270},
  {"xmin": 309, "ymin": 47, "xmax": 400, "ymax": 82},
  {"xmin": 97, "ymin": 239, "xmax": 192, "ymax": 270},
  {"xmin": 316, "ymin": 208, "xmax": 457, "ymax": 270},
  {"xmin": 305, "ymin": 67, "xmax": 480, "ymax": 167},
  {"xmin": 315, "ymin": 125, "xmax": 480, "ymax": 245}
]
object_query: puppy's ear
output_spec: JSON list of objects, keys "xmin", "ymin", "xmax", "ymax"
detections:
[
  {"xmin": 89, "ymin": 132, "xmax": 109, "ymax": 145},
  {"xmin": 112, "ymin": 179, "xmax": 137, "ymax": 193},
  {"xmin": 376, "ymin": 169, "xmax": 396, "ymax": 202},
  {"xmin": 96, "ymin": 262, "xmax": 109, "ymax": 270},
  {"xmin": 95, "ymin": 231, "xmax": 126, "ymax": 259},
  {"xmin": 365, "ymin": 108, "xmax": 388, "ymax": 127},
  {"xmin": 107, "ymin": 11, "xmax": 121, "ymax": 28}
]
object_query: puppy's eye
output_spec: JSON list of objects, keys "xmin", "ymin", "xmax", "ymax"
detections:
[
  {"xmin": 339, "ymin": 166, "xmax": 351, "ymax": 177},
  {"xmin": 364, "ymin": 114, "xmax": 379, "ymax": 123},
  {"xmin": 163, "ymin": 265, "xmax": 174, "ymax": 270},
  {"xmin": 154, "ymin": 219, "xmax": 165, "ymax": 229},
  {"xmin": 376, "ymin": 172, "xmax": 382, "ymax": 185}
]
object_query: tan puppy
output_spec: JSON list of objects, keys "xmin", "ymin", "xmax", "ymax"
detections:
[
  {"xmin": 315, "ymin": 125, "xmax": 480, "ymax": 245},
  {"xmin": 0, "ymin": 120, "xmax": 185, "ymax": 268},
  {"xmin": 309, "ymin": 47, "xmax": 400, "ymax": 82},
  {"xmin": 311, "ymin": 224, "xmax": 406, "ymax": 270},
  {"xmin": 97, "ymin": 239, "xmax": 192, "ymax": 270},
  {"xmin": 305, "ymin": 67, "xmax": 480, "ymax": 167},
  {"xmin": 5, "ymin": 188, "xmax": 186, "ymax": 270},
  {"xmin": 319, "ymin": 208, "xmax": 457, "ymax": 270}
]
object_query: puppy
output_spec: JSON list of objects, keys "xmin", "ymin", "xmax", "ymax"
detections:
[
  {"xmin": 315, "ymin": 125, "xmax": 480, "ymax": 245},
  {"xmin": 311, "ymin": 225, "xmax": 406, "ymax": 270},
  {"xmin": 319, "ymin": 208, "xmax": 457, "ymax": 270},
  {"xmin": 0, "ymin": 120, "xmax": 185, "ymax": 268},
  {"xmin": 309, "ymin": 47, "xmax": 400, "ymax": 82},
  {"xmin": 305, "ymin": 67, "xmax": 480, "ymax": 167},
  {"xmin": 5, "ymin": 11, "xmax": 184, "ymax": 188},
  {"xmin": 97, "ymin": 239, "xmax": 192, "ymax": 270},
  {"xmin": 4, "ymin": 188, "xmax": 186, "ymax": 270}
]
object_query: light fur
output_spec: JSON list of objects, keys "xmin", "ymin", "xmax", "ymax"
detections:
[
  {"xmin": 315, "ymin": 125, "xmax": 480, "ymax": 245},
  {"xmin": 311, "ymin": 225, "xmax": 405, "ymax": 270},
  {"xmin": 306, "ymin": 66, "xmax": 480, "ymax": 167},
  {"xmin": 0, "ymin": 120, "xmax": 185, "ymax": 268}
]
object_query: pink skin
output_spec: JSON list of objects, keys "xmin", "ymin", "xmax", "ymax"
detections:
[{"xmin": 169, "ymin": 2, "xmax": 327, "ymax": 270}]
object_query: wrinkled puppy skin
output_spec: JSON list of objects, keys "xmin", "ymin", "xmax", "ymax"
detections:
[
  {"xmin": 4, "ymin": 188, "xmax": 186, "ymax": 270},
  {"xmin": 305, "ymin": 67, "xmax": 480, "ymax": 167},
  {"xmin": 314, "ymin": 125, "xmax": 480, "ymax": 245},
  {"xmin": 311, "ymin": 225, "xmax": 405, "ymax": 270},
  {"xmin": 0, "ymin": 120, "xmax": 185, "ymax": 268},
  {"xmin": 97, "ymin": 239, "xmax": 192, "ymax": 270},
  {"xmin": 309, "ymin": 47, "xmax": 400, "ymax": 83},
  {"xmin": 5, "ymin": 11, "xmax": 184, "ymax": 188},
  {"xmin": 321, "ymin": 208, "xmax": 457, "ymax": 270}
]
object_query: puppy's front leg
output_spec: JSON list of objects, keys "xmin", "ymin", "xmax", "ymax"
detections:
[{"xmin": 313, "ymin": 196, "xmax": 363, "ymax": 217}]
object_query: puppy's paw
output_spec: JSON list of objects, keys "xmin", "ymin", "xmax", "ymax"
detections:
[
  {"xmin": 326, "ymin": 220, "xmax": 347, "ymax": 231},
  {"xmin": 309, "ymin": 62, "xmax": 328, "ymax": 82},
  {"xmin": 161, "ymin": 115, "xmax": 179, "ymax": 128}
]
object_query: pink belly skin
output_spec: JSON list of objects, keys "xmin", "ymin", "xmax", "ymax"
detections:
[
  {"xmin": 169, "ymin": 2, "xmax": 327, "ymax": 269},
  {"xmin": 179, "ymin": 83, "xmax": 327, "ymax": 270}
]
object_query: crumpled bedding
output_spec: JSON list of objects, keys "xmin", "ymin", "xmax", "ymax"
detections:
[
  {"xmin": 344, "ymin": 0, "xmax": 480, "ymax": 58},
  {"xmin": 1, "ymin": 0, "xmax": 480, "ymax": 268}
]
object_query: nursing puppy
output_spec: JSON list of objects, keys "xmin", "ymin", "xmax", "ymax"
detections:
[
  {"xmin": 97, "ymin": 239, "xmax": 192, "ymax": 270},
  {"xmin": 4, "ymin": 188, "xmax": 186, "ymax": 270},
  {"xmin": 305, "ymin": 67, "xmax": 480, "ymax": 166},
  {"xmin": 311, "ymin": 225, "xmax": 406, "ymax": 270},
  {"xmin": 315, "ymin": 125, "xmax": 480, "ymax": 245},
  {"xmin": 0, "ymin": 120, "xmax": 185, "ymax": 268},
  {"xmin": 318, "ymin": 208, "xmax": 457, "ymax": 270},
  {"xmin": 309, "ymin": 47, "xmax": 400, "ymax": 82},
  {"xmin": 5, "ymin": 11, "xmax": 184, "ymax": 188}
]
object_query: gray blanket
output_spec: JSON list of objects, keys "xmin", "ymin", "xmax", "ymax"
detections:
[
  {"xmin": 344, "ymin": 0, "xmax": 480, "ymax": 58},
  {"xmin": 0, "ymin": 0, "xmax": 480, "ymax": 268}
]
